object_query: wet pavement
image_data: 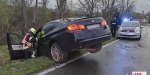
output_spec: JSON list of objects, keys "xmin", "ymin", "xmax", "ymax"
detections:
[{"xmin": 38, "ymin": 25, "xmax": 150, "ymax": 75}]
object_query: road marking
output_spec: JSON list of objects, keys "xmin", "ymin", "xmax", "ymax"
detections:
[
  {"xmin": 36, "ymin": 40, "xmax": 119, "ymax": 75},
  {"xmin": 103, "ymin": 40, "xmax": 119, "ymax": 48}
]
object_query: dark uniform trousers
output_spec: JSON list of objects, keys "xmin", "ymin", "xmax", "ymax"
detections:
[
  {"xmin": 111, "ymin": 27, "xmax": 117, "ymax": 37},
  {"xmin": 24, "ymin": 48, "xmax": 37, "ymax": 60}
]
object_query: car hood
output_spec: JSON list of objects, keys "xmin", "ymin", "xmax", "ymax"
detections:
[{"xmin": 121, "ymin": 27, "xmax": 137, "ymax": 30}]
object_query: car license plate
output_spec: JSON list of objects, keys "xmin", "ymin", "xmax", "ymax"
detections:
[
  {"xmin": 123, "ymin": 33, "xmax": 132, "ymax": 35},
  {"xmin": 87, "ymin": 24, "xmax": 100, "ymax": 29}
]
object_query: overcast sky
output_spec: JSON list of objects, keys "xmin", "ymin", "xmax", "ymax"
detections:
[
  {"xmin": 136, "ymin": 0, "xmax": 150, "ymax": 13},
  {"xmin": 47, "ymin": 0, "xmax": 150, "ymax": 13}
]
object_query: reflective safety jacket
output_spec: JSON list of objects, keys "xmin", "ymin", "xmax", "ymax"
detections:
[
  {"xmin": 22, "ymin": 33, "xmax": 36, "ymax": 49},
  {"xmin": 111, "ymin": 19, "xmax": 119, "ymax": 28}
]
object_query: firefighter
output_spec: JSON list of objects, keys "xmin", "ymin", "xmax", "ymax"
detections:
[
  {"xmin": 22, "ymin": 28, "xmax": 38, "ymax": 60},
  {"xmin": 110, "ymin": 17, "xmax": 119, "ymax": 37}
]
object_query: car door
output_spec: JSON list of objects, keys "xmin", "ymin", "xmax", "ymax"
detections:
[{"xmin": 6, "ymin": 33, "xmax": 25, "ymax": 60}]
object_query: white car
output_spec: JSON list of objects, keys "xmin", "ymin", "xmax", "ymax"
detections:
[{"xmin": 117, "ymin": 21, "xmax": 143, "ymax": 40}]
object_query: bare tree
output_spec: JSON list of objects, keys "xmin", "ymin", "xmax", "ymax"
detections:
[
  {"xmin": 97, "ymin": 0, "xmax": 137, "ymax": 23},
  {"xmin": 78, "ymin": 0, "xmax": 100, "ymax": 17},
  {"xmin": 116, "ymin": 0, "xmax": 137, "ymax": 21},
  {"xmin": 27, "ymin": 0, "xmax": 34, "ymax": 6},
  {"xmin": 42, "ymin": 0, "xmax": 49, "ymax": 8},
  {"xmin": 9, "ymin": 0, "xmax": 22, "ymax": 6},
  {"xmin": 32, "ymin": 0, "xmax": 38, "ymax": 28},
  {"xmin": 117, "ymin": 0, "xmax": 136, "ymax": 13},
  {"xmin": 96, "ymin": 0, "xmax": 119, "ymax": 23},
  {"xmin": 56, "ymin": 0, "xmax": 67, "ymax": 19},
  {"xmin": 22, "ymin": 0, "xmax": 27, "ymax": 35}
]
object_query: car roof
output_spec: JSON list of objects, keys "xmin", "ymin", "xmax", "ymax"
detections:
[
  {"xmin": 51, "ymin": 17, "xmax": 103, "ymax": 23},
  {"xmin": 123, "ymin": 21, "xmax": 139, "ymax": 23},
  {"xmin": 121, "ymin": 21, "xmax": 140, "ymax": 27},
  {"xmin": 52, "ymin": 18, "xmax": 81, "ymax": 23}
]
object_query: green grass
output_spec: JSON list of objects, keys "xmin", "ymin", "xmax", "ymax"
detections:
[
  {"xmin": 68, "ymin": 49, "xmax": 87, "ymax": 60},
  {"xmin": 140, "ymin": 22, "xmax": 150, "ymax": 25},
  {"xmin": 102, "ymin": 37, "xmax": 117, "ymax": 45},
  {"xmin": 0, "ymin": 57, "xmax": 55, "ymax": 75},
  {"xmin": 0, "ymin": 46, "xmax": 55, "ymax": 75},
  {"xmin": 0, "ymin": 37, "xmax": 117, "ymax": 75},
  {"xmin": 0, "ymin": 46, "xmax": 12, "ymax": 66}
]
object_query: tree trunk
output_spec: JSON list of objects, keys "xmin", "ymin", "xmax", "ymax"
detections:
[
  {"xmin": 32, "ymin": 0, "xmax": 38, "ymax": 28},
  {"xmin": 22, "ymin": 0, "xmax": 26, "ymax": 35}
]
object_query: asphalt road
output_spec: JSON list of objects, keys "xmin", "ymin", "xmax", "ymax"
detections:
[{"xmin": 37, "ymin": 25, "xmax": 150, "ymax": 75}]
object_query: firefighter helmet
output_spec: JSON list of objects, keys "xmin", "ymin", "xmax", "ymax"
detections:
[{"xmin": 29, "ymin": 28, "xmax": 36, "ymax": 34}]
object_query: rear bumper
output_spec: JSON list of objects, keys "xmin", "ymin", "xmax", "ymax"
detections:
[
  {"xmin": 67, "ymin": 33, "xmax": 111, "ymax": 52},
  {"xmin": 80, "ymin": 34, "xmax": 111, "ymax": 46}
]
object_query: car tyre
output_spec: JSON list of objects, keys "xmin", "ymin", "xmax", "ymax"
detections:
[
  {"xmin": 50, "ymin": 42, "xmax": 68, "ymax": 63},
  {"xmin": 117, "ymin": 37, "xmax": 120, "ymax": 39},
  {"xmin": 137, "ymin": 36, "xmax": 141, "ymax": 40},
  {"xmin": 86, "ymin": 43, "xmax": 102, "ymax": 53}
]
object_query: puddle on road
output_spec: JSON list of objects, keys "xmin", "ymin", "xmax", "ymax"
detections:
[
  {"xmin": 138, "ymin": 43, "xmax": 144, "ymax": 48},
  {"xmin": 118, "ymin": 43, "xmax": 145, "ymax": 51},
  {"xmin": 105, "ymin": 51, "xmax": 109, "ymax": 54},
  {"xmin": 121, "ymin": 66, "xmax": 135, "ymax": 75},
  {"xmin": 103, "ymin": 42, "xmax": 147, "ymax": 58},
  {"xmin": 119, "ymin": 44, "xmax": 133, "ymax": 51}
]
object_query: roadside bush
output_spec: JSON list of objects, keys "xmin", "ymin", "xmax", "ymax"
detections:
[
  {"xmin": 0, "ymin": 4, "xmax": 52, "ymax": 45},
  {"xmin": 0, "ymin": 0, "xmax": 14, "ymax": 45}
]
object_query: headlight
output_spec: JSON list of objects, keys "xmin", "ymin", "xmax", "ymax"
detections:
[
  {"xmin": 135, "ymin": 27, "xmax": 140, "ymax": 33},
  {"xmin": 118, "ymin": 27, "xmax": 122, "ymax": 32}
]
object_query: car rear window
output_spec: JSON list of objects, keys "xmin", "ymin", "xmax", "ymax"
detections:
[
  {"xmin": 53, "ymin": 18, "xmax": 80, "ymax": 24},
  {"xmin": 68, "ymin": 18, "xmax": 80, "ymax": 21},
  {"xmin": 121, "ymin": 21, "xmax": 140, "ymax": 27},
  {"xmin": 42, "ymin": 22, "xmax": 55, "ymax": 33}
]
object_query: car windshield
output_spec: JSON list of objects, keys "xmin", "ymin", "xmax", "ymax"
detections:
[{"xmin": 121, "ymin": 21, "xmax": 140, "ymax": 27}]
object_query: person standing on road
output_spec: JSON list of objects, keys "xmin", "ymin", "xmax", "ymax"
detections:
[
  {"xmin": 110, "ymin": 17, "xmax": 119, "ymax": 37},
  {"xmin": 22, "ymin": 28, "xmax": 38, "ymax": 60}
]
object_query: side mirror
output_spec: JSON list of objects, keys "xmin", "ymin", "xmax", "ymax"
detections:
[{"xmin": 140, "ymin": 26, "xmax": 143, "ymax": 28}]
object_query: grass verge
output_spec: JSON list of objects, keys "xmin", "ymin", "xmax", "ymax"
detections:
[
  {"xmin": 140, "ymin": 22, "xmax": 150, "ymax": 25},
  {"xmin": 0, "ymin": 37, "xmax": 117, "ymax": 75}
]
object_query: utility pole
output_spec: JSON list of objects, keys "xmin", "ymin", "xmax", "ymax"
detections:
[
  {"xmin": 141, "ymin": 11, "xmax": 145, "ymax": 22},
  {"xmin": 22, "ymin": 0, "xmax": 27, "ymax": 35},
  {"xmin": 32, "ymin": 0, "xmax": 38, "ymax": 28},
  {"xmin": 148, "ymin": 12, "xmax": 150, "ymax": 23}
]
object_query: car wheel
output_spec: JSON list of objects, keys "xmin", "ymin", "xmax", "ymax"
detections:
[
  {"xmin": 86, "ymin": 43, "xmax": 102, "ymax": 53},
  {"xmin": 137, "ymin": 36, "xmax": 141, "ymax": 40},
  {"xmin": 50, "ymin": 42, "xmax": 68, "ymax": 63},
  {"xmin": 117, "ymin": 37, "xmax": 120, "ymax": 39}
]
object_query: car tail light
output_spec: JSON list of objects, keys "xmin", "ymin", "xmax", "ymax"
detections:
[
  {"xmin": 78, "ymin": 24, "xmax": 85, "ymax": 29},
  {"xmin": 101, "ymin": 20, "xmax": 107, "ymax": 26},
  {"xmin": 67, "ymin": 24, "xmax": 85, "ymax": 30}
]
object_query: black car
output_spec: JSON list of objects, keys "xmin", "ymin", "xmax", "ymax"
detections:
[{"xmin": 7, "ymin": 17, "xmax": 111, "ymax": 63}]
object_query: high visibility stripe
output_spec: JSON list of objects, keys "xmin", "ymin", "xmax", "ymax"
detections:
[
  {"xmin": 23, "ymin": 44, "xmax": 28, "ymax": 49},
  {"xmin": 29, "ymin": 36, "xmax": 34, "ymax": 41},
  {"xmin": 22, "ymin": 33, "xmax": 33, "ymax": 49},
  {"xmin": 31, "ymin": 51, "xmax": 35, "ymax": 58}
]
